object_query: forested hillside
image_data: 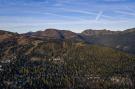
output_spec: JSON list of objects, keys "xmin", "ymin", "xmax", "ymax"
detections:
[{"xmin": 0, "ymin": 30, "xmax": 135, "ymax": 89}]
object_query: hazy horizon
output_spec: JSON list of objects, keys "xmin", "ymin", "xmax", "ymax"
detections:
[{"xmin": 0, "ymin": 0, "xmax": 135, "ymax": 33}]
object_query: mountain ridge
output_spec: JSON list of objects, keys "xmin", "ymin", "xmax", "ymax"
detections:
[
  {"xmin": 0, "ymin": 28, "xmax": 135, "ymax": 89},
  {"xmin": 1, "ymin": 28, "xmax": 135, "ymax": 54},
  {"xmin": 23, "ymin": 28, "xmax": 135, "ymax": 54}
]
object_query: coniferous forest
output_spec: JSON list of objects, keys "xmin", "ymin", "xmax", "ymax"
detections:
[{"xmin": 0, "ymin": 29, "xmax": 135, "ymax": 89}]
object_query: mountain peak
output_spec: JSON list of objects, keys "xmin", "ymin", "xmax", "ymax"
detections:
[
  {"xmin": 124, "ymin": 28, "xmax": 135, "ymax": 33},
  {"xmin": 81, "ymin": 29, "xmax": 116, "ymax": 36},
  {"xmin": 25, "ymin": 29, "xmax": 82, "ymax": 41},
  {"xmin": 0, "ymin": 30, "xmax": 18, "ymax": 41},
  {"xmin": 45, "ymin": 28, "xmax": 59, "ymax": 31}
]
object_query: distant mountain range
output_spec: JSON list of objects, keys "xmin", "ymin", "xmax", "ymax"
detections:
[
  {"xmin": 0, "ymin": 28, "xmax": 135, "ymax": 89},
  {"xmin": 0, "ymin": 28, "xmax": 135, "ymax": 54},
  {"xmin": 23, "ymin": 28, "xmax": 135, "ymax": 54}
]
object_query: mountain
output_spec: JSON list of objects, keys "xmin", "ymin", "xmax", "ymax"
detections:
[
  {"xmin": 0, "ymin": 29, "xmax": 135, "ymax": 89},
  {"xmin": 24, "ymin": 28, "xmax": 135, "ymax": 54},
  {"xmin": 81, "ymin": 29, "xmax": 117, "ymax": 36},
  {"xmin": 124, "ymin": 28, "xmax": 135, "ymax": 33},
  {"xmin": 0, "ymin": 30, "xmax": 18, "ymax": 41},
  {"xmin": 1, "ymin": 28, "xmax": 134, "ymax": 56},
  {"xmin": 25, "ymin": 29, "xmax": 83, "ymax": 42},
  {"xmin": 26, "ymin": 29, "xmax": 63, "ymax": 39},
  {"xmin": 81, "ymin": 28, "xmax": 135, "ymax": 54}
]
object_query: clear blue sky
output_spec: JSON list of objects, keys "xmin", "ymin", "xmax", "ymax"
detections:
[{"xmin": 0, "ymin": 0, "xmax": 135, "ymax": 33}]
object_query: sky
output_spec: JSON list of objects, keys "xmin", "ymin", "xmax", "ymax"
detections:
[{"xmin": 0, "ymin": 0, "xmax": 135, "ymax": 33}]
